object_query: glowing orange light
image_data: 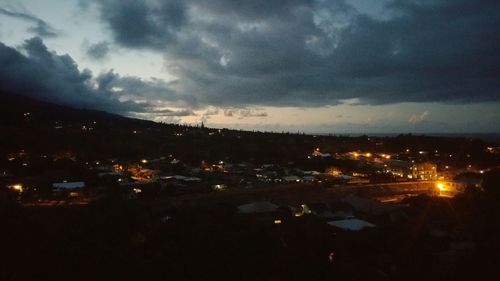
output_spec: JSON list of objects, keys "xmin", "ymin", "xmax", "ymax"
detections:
[{"xmin": 8, "ymin": 184, "xmax": 23, "ymax": 193}]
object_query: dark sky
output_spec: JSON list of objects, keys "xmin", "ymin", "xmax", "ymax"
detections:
[{"xmin": 0, "ymin": 0, "xmax": 499, "ymax": 132}]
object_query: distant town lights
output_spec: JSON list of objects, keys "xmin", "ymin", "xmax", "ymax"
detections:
[
  {"xmin": 212, "ymin": 184, "xmax": 226, "ymax": 191},
  {"xmin": 9, "ymin": 184, "xmax": 23, "ymax": 193}
]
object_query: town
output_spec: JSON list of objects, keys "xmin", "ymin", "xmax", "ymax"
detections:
[
  {"xmin": 2, "ymin": 96, "xmax": 498, "ymax": 206},
  {"xmin": 2, "ymin": 139, "xmax": 497, "ymax": 206},
  {"xmin": 1, "ymin": 95, "xmax": 500, "ymax": 280}
]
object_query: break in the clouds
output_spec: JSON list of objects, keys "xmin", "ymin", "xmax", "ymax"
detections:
[
  {"xmin": 0, "ymin": 7, "xmax": 58, "ymax": 37},
  {"xmin": 409, "ymin": 111, "xmax": 429, "ymax": 125},
  {"xmin": 84, "ymin": 0, "xmax": 500, "ymax": 107}
]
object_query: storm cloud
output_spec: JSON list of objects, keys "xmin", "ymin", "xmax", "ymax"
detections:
[
  {"xmin": 0, "ymin": 37, "xmax": 169, "ymax": 114},
  {"xmin": 86, "ymin": 0, "xmax": 500, "ymax": 107},
  {"xmin": 92, "ymin": 0, "xmax": 187, "ymax": 49},
  {"xmin": 1, "ymin": 0, "xmax": 499, "ymax": 125}
]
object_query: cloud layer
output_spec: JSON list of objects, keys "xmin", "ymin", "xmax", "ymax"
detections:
[
  {"xmin": 0, "ymin": 37, "xmax": 202, "ymax": 119},
  {"xmin": 1, "ymin": 0, "xmax": 499, "ymax": 128},
  {"xmin": 0, "ymin": 37, "xmax": 144, "ymax": 113},
  {"xmin": 84, "ymin": 0, "xmax": 500, "ymax": 107}
]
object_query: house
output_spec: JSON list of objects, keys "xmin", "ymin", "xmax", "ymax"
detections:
[
  {"xmin": 302, "ymin": 176, "xmax": 317, "ymax": 183},
  {"xmin": 327, "ymin": 218, "xmax": 375, "ymax": 231},
  {"xmin": 325, "ymin": 167, "xmax": 342, "ymax": 176},
  {"xmin": 282, "ymin": 175, "xmax": 301, "ymax": 183},
  {"xmin": 312, "ymin": 148, "xmax": 331, "ymax": 158},
  {"xmin": 411, "ymin": 162, "xmax": 438, "ymax": 180},
  {"xmin": 436, "ymin": 181, "xmax": 465, "ymax": 197},
  {"xmin": 435, "ymin": 174, "xmax": 483, "ymax": 197},
  {"xmin": 386, "ymin": 160, "xmax": 412, "ymax": 178},
  {"xmin": 412, "ymin": 162, "xmax": 437, "ymax": 180},
  {"xmin": 52, "ymin": 181, "xmax": 85, "ymax": 197}
]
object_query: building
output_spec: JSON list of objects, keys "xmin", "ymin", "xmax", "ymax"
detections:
[
  {"xmin": 327, "ymin": 218, "xmax": 375, "ymax": 231},
  {"xmin": 52, "ymin": 181, "xmax": 85, "ymax": 197},
  {"xmin": 436, "ymin": 181, "xmax": 466, "ymax": 197},
  {"xmin": 411, "ymin": 162, "xmax": 438, "ymax": 180},
  {"xmin": 282, "ymin": 175, "xmax": 302, "ymax": 183},
  {"xmin": 312, "ymin": 148, "xmax": 331, "ymax": 158},
  {"xmin": 436, "ymin": 172, "xmax": 483, "ymax": 197},
  {"xmin": 386, "ymin": 160, "xmax": 412, "ymax": 178},
  {"xmin": 325, "ymin": 167, "xmax": 342, "ymax": 176}
]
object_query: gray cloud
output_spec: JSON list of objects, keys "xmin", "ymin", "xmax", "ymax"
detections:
[
  {"xmin": 148, "ymin": 108, "xmax": 196, "ymax": 117},
  {"xmin": 200, "ymin": 108, "xmax": 219, "ymax": 122},
  {"xmin": 0, "ymin": 37, "xmax": 152, "ymax": 114},
  {"xmin": 92, "ymin": 0, "xmax": 186, "ymax": 49},
  {"xmin": 222, "ymin": 108, "xmax": 268, "ymax": 119},
  {"xmin": 86, "ymin": 41, "xmax": 110, "ymax": 60},
  {"xmin": 94, "ymin": 69, "xmax": 194, "ymax": 107},
  {"xmin": 0, "ymin": 7, "xmax": 58, "ymax": 37},
  {"xmin": 239, "ymin": 109, "xmax": 268, "ymax": 118},
  {"xmin": 87, "ymin": 0, "xmax": 500, "ymax": 107}
]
